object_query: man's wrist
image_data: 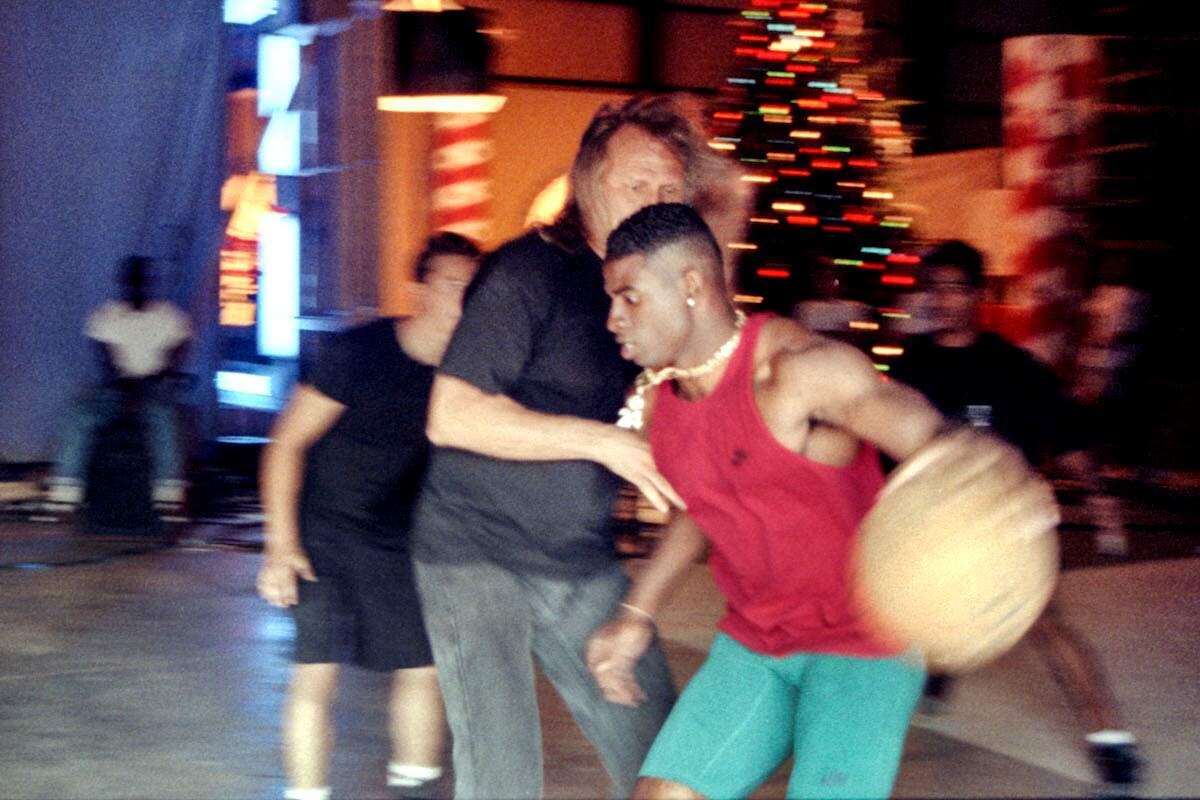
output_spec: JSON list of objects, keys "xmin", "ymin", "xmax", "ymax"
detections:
[
  {"xmin": 264, "ymin": 537, "xmax": 303, "ymax": 559},
  {"xmin": 617, "ymin": 601, "xmax": 655, "ymax": 625},
  {"xmin": 578, "ymin": 418, "xmax": 617, "ymax": 464}
]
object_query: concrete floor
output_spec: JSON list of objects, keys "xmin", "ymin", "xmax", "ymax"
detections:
[{"xmin": 1, "ymin": 513, "xmax": 1198, "ymax": 800}]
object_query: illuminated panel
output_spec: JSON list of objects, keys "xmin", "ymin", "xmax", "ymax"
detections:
[
  {"xmin": 224, "ymin": 0, "xmax": 278, "ymax": 25},
  {"xmin": 257, "ymin": 35, "xmax": 301, "ymax": 175},
  {"xmin": 257, "ymin": 211, "xmax": 300, "ymax": 358},
  {"xmin": 258, "ymin": 112, "xmax": 301, "ymax": 175},
  {"xmin": 871, "ymin": 346, "xmax": 905, "ymax": 357},
  {"xmin": 257, "ymin": 35, "xmax": 299, "ymax": 116},
  {"xmin": 216, "ymin": 371, "xmax": 273, "ymax": 396}
]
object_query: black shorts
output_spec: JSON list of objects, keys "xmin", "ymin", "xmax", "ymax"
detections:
[{"xmin": 291, "ymin": 535, "xmax": 435, "ymax": 672}]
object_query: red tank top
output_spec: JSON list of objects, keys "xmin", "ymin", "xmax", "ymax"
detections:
[{"xmin": 649, "ymin": 313, "xmax": 894, "ymax": 657}]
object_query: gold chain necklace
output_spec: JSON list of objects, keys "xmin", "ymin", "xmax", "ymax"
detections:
[{"xmin": 616, "ymin": 310, "xmax": 747, "ymax": 431}]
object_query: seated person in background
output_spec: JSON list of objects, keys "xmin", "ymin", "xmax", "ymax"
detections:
[
  {"xmin": 889, "ymin": 238, "xmax": 1141, "ymax": 788},
  {"xmin": 46, "ymin": 254, "xmax": 192, "ymax": 512},
  {"xmin": 256, "ymin": 232, "xmax": 480, "ymax": 800}
]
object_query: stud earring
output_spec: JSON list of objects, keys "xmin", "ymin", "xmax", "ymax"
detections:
[{"xmin": 686, "ymin": 296, "xmax": 696, "ymax": 307}]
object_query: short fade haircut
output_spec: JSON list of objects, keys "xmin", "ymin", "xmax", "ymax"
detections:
[
  {"xmin": 925, "ymin": 239, "xmax": 985, "ymax": 288},
  {"xmin": 605, "ymin": 202, "xmax": 721, "ymax": 272},
  {"xmin": 414, "ymin": 231, "xmax": 481, "ymax": 282}
]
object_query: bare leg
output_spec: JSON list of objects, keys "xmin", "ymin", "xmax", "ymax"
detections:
[
  {"xmin": 633, "ymin": 777, "xmax": 707, "ymax": 799},
  {"xmin": 1028, "ymin": 599, "xmax": 1141, "ymax": 784},
  {"xmin": 283, "ymin": 663, "xmax": 339, "ymax": 790},
  {"xmin": 388, "ymin": 665, "xmax": 446, "ymax": 768},
  {"xmin": 1028, "ymin": 599, "xmax": 1122, "ymax": 733}
]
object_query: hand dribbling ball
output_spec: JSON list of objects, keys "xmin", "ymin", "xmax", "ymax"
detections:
[{"xmin": 853, "ymin": 428, "xmax": 1060, "ymax": 672}]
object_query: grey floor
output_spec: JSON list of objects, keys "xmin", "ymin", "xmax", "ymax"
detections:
[{"xmin": 1, "ymin": 511, "xmax": 1197, "ymax": 800}]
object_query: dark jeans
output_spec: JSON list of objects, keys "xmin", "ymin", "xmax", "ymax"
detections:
[
  {"xmin": 55, "ymin": 381, "xmax": 182, "ymax": 484},
  {"xmin": 413, "ymin": 556, "xmax": 676, "ymax": 799}
]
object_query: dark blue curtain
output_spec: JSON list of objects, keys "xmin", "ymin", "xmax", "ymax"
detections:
[{"xmin": 0, "ymin": 0, "xmax": 224, "ymax": 461}]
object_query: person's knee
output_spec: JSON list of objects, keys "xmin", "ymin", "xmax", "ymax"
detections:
[
  {"xmin": 289, "ymin": 664, "xmax": 339, "ymax": 704},
  {"xmin": 393, "ymin": 664, "xmax": 438, "ymax": 682},
  {"xmin": 391, "ymin": 665, "xmax": 441, "ymax": 697},
  {"xmin": 633, "ymin": 777, "xmax": 706, "ymax": 800}
]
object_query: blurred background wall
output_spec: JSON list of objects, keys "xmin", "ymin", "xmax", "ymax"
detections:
[
  {"xmin": 0, "ymin": 0, "xmax": 224, "ymax": 463},
  {"xmin": 0, "ymin": 0, "xmax": 1194, "ymax": 470}
]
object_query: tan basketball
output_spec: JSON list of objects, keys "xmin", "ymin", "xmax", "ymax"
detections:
[{"xmin": 853, "ymin": 428, "xmax": 1060, "ymax": 672}]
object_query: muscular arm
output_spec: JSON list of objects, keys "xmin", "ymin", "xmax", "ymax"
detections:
[
  {"xmin": 427, "ymin": 374, "xmax": 684, "ymax": 511},
  {"xmin": 777, "ymin": 340, "xmax": 946, "ymax": 461},
  {"xmin": 257, "ymin": 385, "xmax": 345, "ymax": 607}
]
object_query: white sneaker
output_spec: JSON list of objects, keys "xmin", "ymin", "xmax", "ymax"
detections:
[
  {"xmin": 152, "ymin": 480, "xmax": 187, "ymax": 506},
  {"xmin": 46, "ymin": 479, "xmax": 84, "ymax": 506}
]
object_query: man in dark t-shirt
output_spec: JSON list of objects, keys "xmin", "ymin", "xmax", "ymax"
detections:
[
  {"xmin": 256, "ymin": 233, "xmax": 479, "ymax": 800},
  {"xmin": 409, "ymin": 95, "xmax": 745, "ymax": 799},
  {"xmin": 890, "ymin": 239, "xmax": 1141, "ymax": 789}
]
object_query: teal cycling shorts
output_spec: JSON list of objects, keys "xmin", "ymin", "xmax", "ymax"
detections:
[{"xmin": 640, "ymin": 632, "xmax": 925, "ymax": 799}]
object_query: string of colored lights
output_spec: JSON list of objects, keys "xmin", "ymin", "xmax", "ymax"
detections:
[{"xmin": 714, "ymin": 0, "xmax": 922, "ymax": 370}]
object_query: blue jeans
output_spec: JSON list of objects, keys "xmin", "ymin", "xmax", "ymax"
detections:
[
  {"xmin": 413, "ymin": 555, "xmax": 676, "ymax": 799},
  {"xmin": 55, "ymin": 384, "xmax": 182, "ymax": 485}
]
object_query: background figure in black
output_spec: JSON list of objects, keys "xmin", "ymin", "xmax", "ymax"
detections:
[
  {"xmin": 256, "ymin": 233, "xmax": 480, "ymax": 800},
  {"xmin": 890, "ymin": 239, "xmax": 1142, "ymax": 789}
]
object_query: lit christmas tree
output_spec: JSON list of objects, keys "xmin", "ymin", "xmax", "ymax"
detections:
[{"xmin": 714, "ymin": 0, "xmax": 921, "ymax": 364}]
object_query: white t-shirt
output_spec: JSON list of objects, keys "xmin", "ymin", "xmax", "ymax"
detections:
[{"xmin": 85, "ymin": 300, "xmax": 192, "ymax": 378}]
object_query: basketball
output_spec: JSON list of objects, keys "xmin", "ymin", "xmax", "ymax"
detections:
[{"xmin": 853, "ymin": 428, "xmax": 1061, "ymax": 672}]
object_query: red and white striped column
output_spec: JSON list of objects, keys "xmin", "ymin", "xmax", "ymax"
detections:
[
  {"xmin": 1002, "ymin": 35, "xmax": 1100, "ymax": 370},
  {"xmin": 430, "ymin": 112, "xmax": 493, "ymax": 244}
]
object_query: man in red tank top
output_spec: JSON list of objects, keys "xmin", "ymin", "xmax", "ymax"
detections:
[{"xmin": 586, "ymin": 204, "xmax": 1053, "ymax": 799}]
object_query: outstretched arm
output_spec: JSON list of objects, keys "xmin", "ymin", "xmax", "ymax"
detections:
[
  {"xmin": 257, "ymin": 385, "xmax": 345, "ymax": 607},
  {"xmin": 427, "ymin": 374, "xmax": 685, "ymax": 512},
  {"xmin": 586, "ymin": 511, "xmax": 708, "ymax": 706}
]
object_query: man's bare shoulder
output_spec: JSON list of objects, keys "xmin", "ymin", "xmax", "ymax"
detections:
[{"xmin": 760, "ymin": 317, "xmax": 876, "ymax": 388}]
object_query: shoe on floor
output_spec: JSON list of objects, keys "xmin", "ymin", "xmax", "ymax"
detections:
[
  {"xmin": 387, "ymin": 764, "xmax": 442, "ymax": 798},
  {"xmin": 45, "ymin": 479, "xmax": 84, "ymax": 506},
  {"xmin": 1090, "ymin": 741, "xmax": 1142, "ymax": 786}
]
